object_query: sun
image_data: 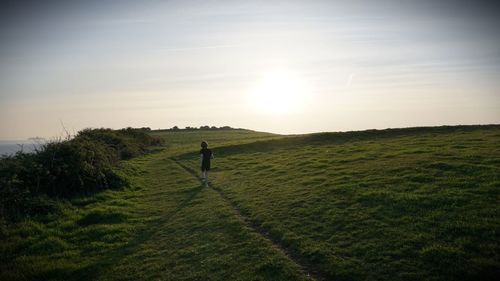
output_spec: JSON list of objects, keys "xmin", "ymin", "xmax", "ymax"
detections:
[{"xmin": 248, "ymin": 69, "xmax": 308, "ymax": 114}]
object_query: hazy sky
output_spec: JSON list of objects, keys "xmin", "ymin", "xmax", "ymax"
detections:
[{"xmin": 1, "ymin": 0, "xmax": 499, "ymax": 139}]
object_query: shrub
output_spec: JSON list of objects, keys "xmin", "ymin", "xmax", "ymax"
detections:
[
  {"xmin": 76, "ymin": 127, "xmax": 163, "ymax": 159},
  {"xmin": 35, "ymin": 137, "xmax": 117, "ymax": 196},
  {"xmin": 0, "ymin": 127, "xmax": 163, "ymax": 221},
  {"xmin": 0, "ymin": 152, "xmax": 42, "ymax": 220}
]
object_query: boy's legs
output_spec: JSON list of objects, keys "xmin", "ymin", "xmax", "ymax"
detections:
[{"xmin": 201, "ymin": 170, "xmax": 209, "ymax": 186}]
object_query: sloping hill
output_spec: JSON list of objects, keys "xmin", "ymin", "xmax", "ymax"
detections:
[
  {"xmin": 2, "ymin": 126, "xmax": 499, "ymax": 280},
  {"xmin": 174, "ymin": 125, "xmax": 500, "ymax": 280}
]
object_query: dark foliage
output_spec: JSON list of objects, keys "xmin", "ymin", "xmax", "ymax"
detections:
[{"xmin": 0, "ymin": 128, "xmax": 163, "ymax": 221}]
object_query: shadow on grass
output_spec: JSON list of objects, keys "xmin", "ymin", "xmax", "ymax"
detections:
[{"xmin": 70, "ymin": 184, "xmax": 204, "ymax": 280}]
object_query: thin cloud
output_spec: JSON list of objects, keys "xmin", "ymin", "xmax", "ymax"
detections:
[
  {"xmin": 345, "ymin": 72, "xmax": 356, "ymax": 88},
  {"xmin": 84, "ymin": 18, "xmax": 155, "ymax": 26},
  {"xmin": 160, "ymin": 44, "xmax": 241, "ymax": 52}
]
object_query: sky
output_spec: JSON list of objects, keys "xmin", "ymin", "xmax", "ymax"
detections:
[{"xmin": 1, "ymin": 0, "xmax": 499, "ymax": 139}]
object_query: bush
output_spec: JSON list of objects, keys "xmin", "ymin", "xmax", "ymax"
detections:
[
  {"xmin": 76, "ymin": 127, "xmax": 163, "ymax": 159},
  {"xmin": 36, "ymin": 138, "xmax": 117, "ymax": 196},
  {"xmin": 0, "ymin": 152, "xmax": 42, "ymax": 220},
  {"xmin": 0, "ymin": 127, "xmax": 163, "ymax": 221}
]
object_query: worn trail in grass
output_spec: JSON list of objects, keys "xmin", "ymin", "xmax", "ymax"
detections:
[
  {"xmin": 95, "ymin": 152, "xmax": 310, "ymax": 281},
  {"xmin": 170, "ymin": 157, "xmax": 321, "ymax": 280}
]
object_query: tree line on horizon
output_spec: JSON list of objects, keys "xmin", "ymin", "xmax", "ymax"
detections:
[{"xmin": 158, "ymin": 125, "xmax": 241, "ymax": 131}]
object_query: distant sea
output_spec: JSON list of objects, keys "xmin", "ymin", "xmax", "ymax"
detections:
[{"xmin": 0, "ymin": 140, "xmax": 43, "ymax": 156}]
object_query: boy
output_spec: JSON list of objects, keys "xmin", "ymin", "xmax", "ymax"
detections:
[{"xmin": 199, "ymin": 141, "xmax": 213, "ymax": 187}]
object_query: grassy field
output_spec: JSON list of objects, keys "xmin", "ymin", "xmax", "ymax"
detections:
[{"xmin": 1, "ymin": 126, "xmax": 499, "ymax": 280}]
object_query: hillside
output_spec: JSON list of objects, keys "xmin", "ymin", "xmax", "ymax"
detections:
[
  {"xmin": 173, "ymin": 125, "xmax": 500, "ymax": 280},
  {"xmin": 1, "ymin": 126, "xmax": 499, "ymax": 280}
]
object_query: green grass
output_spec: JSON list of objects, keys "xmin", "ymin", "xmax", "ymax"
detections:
[
  {"xmin": 174, "ymin": 125, "xmax": 500, "ymax": 280},
  {"xmin": 1, "ymin": 126, "xmax": 499, "ymax": 280},
  {"xmin": 149, "ymin": 128, "xmax": 282, "ymax": 154}
]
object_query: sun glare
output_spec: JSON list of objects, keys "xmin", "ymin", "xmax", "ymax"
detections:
[{"xmin": 248, "ymin": 69, "xmax": 308, "ymax": 114}]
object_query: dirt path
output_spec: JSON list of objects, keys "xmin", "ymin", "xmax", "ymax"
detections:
[{"xmin": 170, "ymin": 158, "xmax": 325, "ymax": 281}]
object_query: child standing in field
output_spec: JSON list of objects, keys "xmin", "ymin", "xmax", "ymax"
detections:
[{"xmin": 200, "ymin": 141, "xmax": 213, "ymax": 187}]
